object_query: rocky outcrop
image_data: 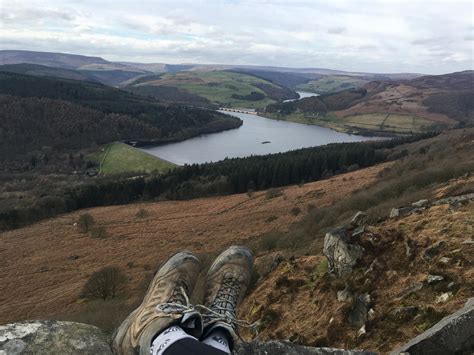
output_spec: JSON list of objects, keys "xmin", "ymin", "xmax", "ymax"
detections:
[
  {"xmin": 2, "ymin": 298, "xmax": 473, "ymax": 355},
  {"xmin": 234, "ymin": 341, "xmax": 374, "ymax": 355},
  {"xmin": 390, "ymin": 193, "xmax": 474, "ymax": 219},
  {"xmin": 391, "ymin": 298, "xmax": 474, "ymax": 355},
  {"xmin": 0, "ymin": 320, "xmax": 112, "ymax": 354},
  {"xmin": 323, "ymin": 212, "xmax": 366, "ymax": 278},
  {"xmin": 0, "ymin": 320, "xmax": 375, "ymax": 355}
]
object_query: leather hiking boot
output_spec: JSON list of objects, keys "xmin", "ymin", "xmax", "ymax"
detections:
[
  {"xmin": 113, "ymin": 251, "xmax": 202, "ymax": 355},
  {"xmin": 201, "ymin": 246, "xmax": 254, "ymax": 349}
]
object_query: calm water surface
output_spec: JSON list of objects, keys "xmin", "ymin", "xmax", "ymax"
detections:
[{"xmin": 143, "ymin": 108, "xmax": 380, "ymax": 165}]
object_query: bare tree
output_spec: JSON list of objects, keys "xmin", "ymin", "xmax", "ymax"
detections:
[
  {"xmin": 78, "ymin": 213, "xmax": 95, "ymax": 233},
  {"xmin": 82, "ymin": 266, "xmax": 126, "ymax": 300}
]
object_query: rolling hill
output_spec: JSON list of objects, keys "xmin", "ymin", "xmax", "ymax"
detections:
[
  {"xmin": 0, "ymin": 50, "xmax": 150, "ymax": 86},
  {"xmin": 125, "ymin": 70, "xmax": 298, "ymax": 109},
  {"xmin": 0, "ymin": 50, "xmax": 423, "ymax": 94},
  {"xmin": 0, "ymin": 63, "xmax": 96, "ymax": 82}
]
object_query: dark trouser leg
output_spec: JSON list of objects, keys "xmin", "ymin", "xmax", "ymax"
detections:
[{"xmin": 163, "ymin": 338, "xmax": 229, "ymax": 355}]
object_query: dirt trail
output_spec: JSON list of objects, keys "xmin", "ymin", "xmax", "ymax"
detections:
[{"xmin": 0, "ymin": 164, "xmax": 389, "ymax": 324}]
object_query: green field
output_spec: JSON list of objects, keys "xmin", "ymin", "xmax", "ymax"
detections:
[
  {"xmin": 263, "ymin": 112, "xmax": 436, "ymax": 135},
  {"xmin": 296, "ymin": 75, "xmax": 369, "ymax": 94},
  {"xmin": 130, "ymin": 71, "xmax": 286, "ymax": 109},
  {"xmin": 88, "ymin": 142, "xmax": 175, "ymax": 175}
]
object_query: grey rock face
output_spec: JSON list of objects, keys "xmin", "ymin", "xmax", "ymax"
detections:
[
  {"xmin": 234, "ymin": 340, "xmax": 375, "ymax": 355},
  {"xmin": 391, "ymin": 298, "xmax": 474, "ymax": 355},
  {"xmin": 426, "ymin": 274, "xmax": 444, "ymax": 285},
  {"xmin": 396, "ymin": 282, "xmax": 423, "ymax": 300},
  {"xmin": 0, "ymin": 320, "xmax": 113, "ymax": 354},
  {"xmin": 433, "ymin": 193, "xmax": 474, "ymax": 206},
  {"xmin": 323, "ymin": 227, "xmax": 364, "ymax": 278},
  {"xmin": 412, "ymin": 199, "xmax": 430, "ymax": 208},
  {"xmin": 348, "ymin": 293, "xmax": 371, "ymax": 327},
  {"xmin": 350, "ymin": 211, "xmax": 368, "ymax": 227},
  {"xmin": 423, "ymin": 241, "xmax": 447, "ymax": 261},
  {"xmin": 389, "ymin": 207, "xmax": 413, "ymax": 218}
]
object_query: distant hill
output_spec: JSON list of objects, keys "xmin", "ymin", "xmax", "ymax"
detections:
[
  {"xmin": 125, "ymin": 70, "xmax": 298, "ymax": 109},
  {"xmin": 0, "ymin": 63, "xmax": 96, "ymax": 82},
  {"xmin": 0, "ymin": 50, "xmax": 150, "ymax": 86},
  {"xmin": 1, "ymin": 50, "xmax": 423, "ymax": 89},
  {"xmin": 409, "ymin": 70, "xmax": 474, "ymax": 90},
  {"xmin": 0, "ymin": 50, "xmax": 108, "ymax": 70}
]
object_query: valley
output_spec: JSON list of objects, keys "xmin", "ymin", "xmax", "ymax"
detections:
[{"xmin": 0, "ymin": 48, "xmax": 473, "ymax": 354}]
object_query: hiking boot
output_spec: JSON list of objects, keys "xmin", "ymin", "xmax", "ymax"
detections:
[
  {"xmin": 112, "ymin": 251, "xmax": 202, "ymax": 355},
  {"xmin": 201, "ymin": 246, "xmax": 253, "ymax": 349}
]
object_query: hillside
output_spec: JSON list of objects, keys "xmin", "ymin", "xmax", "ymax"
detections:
[
  {"xmin": 263, "ymin": 71, "xmax": 473, "ymax": 135},
  {"xmin": 0, "ymin": 50, "xmax": 150, "ymax": 86},
  {"xmin": 0, "ymin": 163, "xmax": 391, "ymax": 327},
  {"xmin": 0, "ymin": 127, "xmax": 472, "ymax": 354},
  {"xmin": 295, "ymin": 75, "xmax": 370, "ymax": 94},
  {"xmin": 0, "ymin": 50, "xmax": 108, "ymax": 69},
  {"xmin": 0, "ymin": 63, "xmax": 95, "ymax": 82},
  {"xmin": 125, "ymin": 70, "xmax": 298, "ymax": 109},
  {"xmin": 0, "ymin": 71, "xmax": 242, "ymax": 157}
]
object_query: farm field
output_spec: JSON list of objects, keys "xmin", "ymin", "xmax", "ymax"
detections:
[
  {"xmin": 295, "ymin": 75, "xmax": 369, "ymax": 94},
  {"xmin": 262, "ymin": 112, "xmax": 434, "ymax": 135},
  {"xmin": 88, "ymin": 142, "xmax": 175, "ymax": 175},
  {"xmin": 128, "ymin": 71, "xmax": 292, "ymax": 109}
]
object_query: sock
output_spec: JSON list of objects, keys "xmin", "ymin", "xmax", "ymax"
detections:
[
  {"xmin": 151, "ymin": 325, "xmax": 196, "ymax": 355},
  {"xmin": 202, "ymin": 329, "xmax": 231, "ymax": 354}
]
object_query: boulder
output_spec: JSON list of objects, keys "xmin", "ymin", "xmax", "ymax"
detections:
[
  {"xmin": 0, "ymin": 320, "xmax": 113, "ymax": 354},
  {"xmin": 426, "ymin": 274, "xmax": 444, "ymax": 285},
  {"xmin": 423, "ymin": 241, "xmax": 447, "ymax": 260},
  {"xmin": 391, "ymin": 298, "xmax": 474, "ymax": 355},
  {"xmin": 433, "ymin": 192, "xmax": 474, "ymax": 206},
  {"xmin": 0, "ymin": 320, "xmax": 376, "ymax": 355},
  {"xmin": 323, "ymin": 227, "xmax": 364, "ymax": 278},
  {"xmin": 396, "ymin": 282, "xmax": 423, "ymax": 300},
  {"xmin": 411, "ymin": 199, "xmax": 430, "ymax": 208},
  {"xmin": 337, "ymin": 286, "xmax": 353, "ymax": 302},
  {"xmin": 348, "ymin": 293, "xmax": 371, "ymax": 327},
  {"xmin": 389, "ymin": 207, "xmax": 413, "ymax": 218},
  {"xmin": 350, "ymin": 211, "xmax": 368, "ymax": 227}
]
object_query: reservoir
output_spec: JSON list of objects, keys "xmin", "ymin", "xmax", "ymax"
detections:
[{"xmin": 143, "ymin": 112, "xmax": 380, "ymax": 165}]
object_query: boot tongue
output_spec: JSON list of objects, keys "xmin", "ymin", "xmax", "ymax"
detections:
[{"xmin": 180, "ymin": 311, "xmax": 203, "ymax": 338}]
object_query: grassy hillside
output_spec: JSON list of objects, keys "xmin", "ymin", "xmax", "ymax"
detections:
[
  {"xmin": 126, "ymin": 70, "xmax": 298, "ymax": 109},
  {"xmin": 263, "ymin": 71, "xmax": 473, "ymax": 135},
  {"xmin": 264, "ymin": 112, "xmax": 437, "ymax": 135},
  {"xmin": 295, "ymin": 75, "xmax": 369, "ymax": 94},
  {"xmin": 88, "ymin": 142, "xmax": 175, "ymax": 175}
]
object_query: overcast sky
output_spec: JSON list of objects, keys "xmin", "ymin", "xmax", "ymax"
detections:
[{"xmin": 0, "ymin": 0, "xmax": 472, "ymax": 74}]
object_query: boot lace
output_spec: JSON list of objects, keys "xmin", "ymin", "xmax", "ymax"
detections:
[{"xmin": 155, "ymin": 277, "xmax": 258, "ymax": 339}]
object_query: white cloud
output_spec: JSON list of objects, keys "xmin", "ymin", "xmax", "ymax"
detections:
[{"xmin": 0, "ymin": 0, "xmax": 472, "ymax": 73}]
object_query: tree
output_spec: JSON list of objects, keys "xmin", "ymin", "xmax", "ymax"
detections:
[
  {"xmin": 81, "ymin": 266, "xmax": 126, "ymax": 300},
  {"xmin": 78, "ymin": 213, "xmax": 95, "ymax": 233}
]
